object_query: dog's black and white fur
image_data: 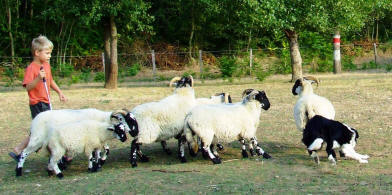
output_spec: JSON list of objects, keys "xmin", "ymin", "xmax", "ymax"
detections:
[{"xmin": 302, "ymin": 115, "xmax": 369, "ymax": 165}]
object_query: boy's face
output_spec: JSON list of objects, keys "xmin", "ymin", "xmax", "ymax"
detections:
[{"xmin": 35, "ymin": 48, "xmax": 52, "ymax": 63}]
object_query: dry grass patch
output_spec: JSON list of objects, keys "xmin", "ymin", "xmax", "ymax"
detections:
[{"xmin": 0, "ymin": 72, "xmax": 391, "ymax": 193}]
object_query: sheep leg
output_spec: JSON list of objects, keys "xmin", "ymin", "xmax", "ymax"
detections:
[
  {"xmin": 248, "ymin": 142, "xmax": 256, "ymax": 156},
  {"xmin": 210, "ymin": 143, "xmax": 219, "ymax": 157},
  {"xmin": 250, "ymin": 137, "xmax": 271, "ymax": 159},
  {"xmin": 239, "ymin": 139, "xmax": 248, "ymax": 158},
  {"xmin": 161, "ymin": 141, "xmax": 172, "ymax": 155},
  {"xmin": 88, "ymin": 152, "xmax": 98, "ymax": 172},
  {"xmin": 15, "ymin": 139, "xmax": 45, "ymax": 176},
  {"xmin": 130, "ymin": 139, "xmax": 138, "ymax": 168},
  {"xmin": 341, "ymin": 145, "xmax": 369, "ymax": 163},
  {"xmin": 99, "ymin": 145, "xmax": 110, "ymax": 167},
  {"xmin": 178, "ymin": 136, "xmax": 187, "ymax": 163},
  {"xmin": 47, "ymin": 146, "xmax": 65, "ymax": 179},
  {"xmin": 136, "ymin": 144, "xmax": 149, "ymax": 162},
  {"xmin": 339, "ymin": 150, "xmax": 345, "ymax": 158},
  {"xmin": 326, "ymin": 142, "xmax": 337, "ymax": 165},
  {"xmin": 95, "ymin": 149, "xmax": 102, "ymax": 170},
  {"xmin": 203, "ymin": 144, "xmax": 221, "ymax": 164}
]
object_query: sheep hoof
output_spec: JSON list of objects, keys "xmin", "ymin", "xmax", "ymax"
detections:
[
  {"xmin": 131, "ymin": 161, "xmax": 138, "ymax": 168},
  {"xmin": 180, "ymin": 157, "xmax": 187, "ymax": 163},
  {"xmin": 139, "ymin": 155, "xmax": 149, "ymax": 162},
  {"xmin": 211, "ymin": 158, "xmax": 221, "ymax": 164},
  {"xmin": 98, "ymin": 159, "xmax": 105, "ymax": 166},
  {"xmin": 217, "ymin": 144, "xmax": 224, "ymax": 151},
  {"xmin": 339, "ymin": 151, "xmax": 345, "ymax": 158},
  {"xmin": 249, "ymin": 149, "xmax": 256, "ymax": 157},
  {"xmin": 202, "ymin": 151, "xmax": 209, "ymax": 159},
  {"xmin": 242, "ymin": 150, "xmax": 249, "ymax": 158},
  {"xmin": 15, "ymin": 167, "xmax": 22, "ymax": 177},
  {"xmin": 262, "ymin": 152, "xmax": 271, "ymax": 159},
  {"xmin": 47, "ymin": 169, "xmax": 54, "ymax": 176},
  {"xmin": 56, "ymin": 173, "xmax": 64, "ymax": 179},
  {"xmin": 189, "ymin": 149, "xmax": 198, "ymax": 157},
  {"xmin": 164, "ymin": 149, "xmax": 172, "ymax": 155}
]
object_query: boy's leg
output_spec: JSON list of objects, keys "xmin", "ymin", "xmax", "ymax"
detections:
[{"xmin": 14, "ymin": 136, "xmax": 30, "ymax": 154}]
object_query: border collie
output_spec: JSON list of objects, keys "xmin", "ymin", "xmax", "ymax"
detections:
[{"xmin": 302, "ymin": 115, "xmax": 369, "ymax": 165}]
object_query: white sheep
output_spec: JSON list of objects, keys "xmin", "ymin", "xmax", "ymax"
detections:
[
  {"xmin": 292, "ymin": 76, "xmax": 335, "ymax": 131},
  {"xmin": 45, "ymin": 120, "xmax": 127, "ymax": 179},
  {"xmin": 129, "ymin": 75, "xmax": 197, "ymax": 167},
  {"xmin": 14, "ymin": 109, "xmax": 135, "ymax": 176},
  {"xmin": 182, "ymin": 89, "xmax": 271, "ymax": 164}
]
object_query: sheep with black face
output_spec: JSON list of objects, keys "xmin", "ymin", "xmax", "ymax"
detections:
[
  {"xmin": 182, "ymin": 89, "xmax": 271, "ymax": 164},
  {"xmin": 292, "ymin": 76, "xmax": 335, "ymax": 131},
  {"xmin": 128, "ymin": 75, "xmax": 197, "ymax": 167}
]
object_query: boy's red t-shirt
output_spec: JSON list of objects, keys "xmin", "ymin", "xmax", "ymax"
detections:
[{"xmin": 22, "ymin": 61, "xmax": 53, "ymax": 105}]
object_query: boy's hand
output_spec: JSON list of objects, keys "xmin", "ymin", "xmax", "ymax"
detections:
[
  {"xmin": 59, "ymin": 93, "xmax": 67, "ymax": 102},
  {"xmin": 38, "ymin": 69, "xmax": 46, "ymax": 80}
]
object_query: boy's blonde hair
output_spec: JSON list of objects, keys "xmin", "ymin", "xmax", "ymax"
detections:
[{"xmin": 31, "ymin": 35, "xmax": 53, "ymax": 55}]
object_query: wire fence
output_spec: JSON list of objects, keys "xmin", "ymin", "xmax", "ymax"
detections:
[{"xmin": 1, "ymin": 43, "xmax": 391, "ymax": 85}]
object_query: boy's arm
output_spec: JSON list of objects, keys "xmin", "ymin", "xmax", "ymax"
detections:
[
  {"xmin": 50, "ymin": 79, "xmax": 67, "ymax": 102},
  {"xmin": 25, "ymin": 69, "xmax": 45, "ymax": 91}
]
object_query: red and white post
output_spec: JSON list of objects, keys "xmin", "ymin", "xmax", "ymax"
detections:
[{"xmin": 333, "ymin": 33, "xmax": 341, "ymax": 74}]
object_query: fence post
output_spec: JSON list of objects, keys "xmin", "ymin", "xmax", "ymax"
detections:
[
  {"xmin": 101, "ymin": 52, "xmax": 105, "ymax": 80},
  {"xmin": 199, "ymin": 50, "xmax": 203, "ymax": 79},
  {"xmin": 249, "ymin": 48, "xmax": 253, "ymax": 75},
  {"xmin": 373, "ymin": 43, "xmax": 378, "ymax": 66},
  {"xmin": 333, "ymin": 33, "xmax": 341, "ymax": 74},
  {"xmin": 151, "ymin": 50, "xmax": 156, "ymax": 81}
]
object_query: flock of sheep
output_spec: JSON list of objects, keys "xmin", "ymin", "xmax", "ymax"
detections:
[{"xmin": 13, "ymin": 75, "xmax": 369, "ymax": 179}]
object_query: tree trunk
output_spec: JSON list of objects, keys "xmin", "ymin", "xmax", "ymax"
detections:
[
  {"xmin": 104, "ymin": 16, "xmax": 118, "ymax": 89},
  {"xmin": 6, "ymin": 4, "xmax": 15, "ymax": 61},
  {"xmin": 285, "ymin": 30, "xmax": 302, "ymax": 82},
  {"xmin": 103, "ymin": 17, "xmax": 111, "ymax": 81},
  {"xmin": 188, "ymin": 0, "xmax": 195, "ymax": 64}
]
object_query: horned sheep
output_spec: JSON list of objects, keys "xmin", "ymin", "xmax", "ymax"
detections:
[{"xmin": 182, "ymin": 89, "xmax": 272, "ymax": 164}]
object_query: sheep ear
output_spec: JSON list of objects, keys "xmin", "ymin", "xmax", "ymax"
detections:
[
  {"xmin": 188, "ymin": 75, "xmax": 194, "ymax": 87},
  {"xmin": 107, "ymin": 127, "xmax": 114, "ymax": 131}
]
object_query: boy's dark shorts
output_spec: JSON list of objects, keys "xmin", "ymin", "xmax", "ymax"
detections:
[{"xmin": 30, "ymin": 102, "xmax": 50, "ymax": 119}]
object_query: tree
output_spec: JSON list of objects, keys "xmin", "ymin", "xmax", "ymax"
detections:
[
  {"xmin": 258, "ymin": 0, "xmax": 368, "ymax": 81},
  {"xmin": 86, "ymin": 0, "xmax": 153, "ymax": 89}
]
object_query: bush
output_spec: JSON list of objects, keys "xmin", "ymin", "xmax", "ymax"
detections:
[
  {"xmin": 218, "ymin": 56, "xmax": 238, "ymax": 78},
  {"xmin": 127, "ymin": 63, "xmax": 141, "ymax": 77},
  {"xmin": 94, "ymin": 72, "xmax": 105, "ymax": 82},
  {"xmin": 386, "ymin": 64, "xmax": 392, "ymax": 72},
  {"xmin": 342, "ymin": 56, "xmax": 357, "ymax": 70},
  {"xmin": 58, "ymin": 63, "xmax": 74, "ymax": 77}
]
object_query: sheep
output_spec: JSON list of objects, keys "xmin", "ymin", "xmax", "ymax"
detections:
[
  {"xmin": 46, "ymin": 119, "xmax": 128, "ymax": 179},
  {"xmin": 158, "ymin": 92, "xmax": 233, "ymax": 155},
  {"xmin": 302, "ymin": 115, "xmax": 369, "ymax": 165},
  {"xmin": 128, "ymin": 75, "xmax": 197, "ymax": 167},
  {"xmin": 182, "ymin": 89, "xmax": 271, "ymax": 164},
  {"xmin": 14, "ymin": 109, "xmax": 136, "ymax": 176},
  {"xmin": 292, "ymin": 76, "xmax": 335, "ymax": 131}
]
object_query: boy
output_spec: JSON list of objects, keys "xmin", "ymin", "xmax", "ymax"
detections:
[{"xmin": 9, "ymin": 35, "xmax": 67, "ymax": 161}]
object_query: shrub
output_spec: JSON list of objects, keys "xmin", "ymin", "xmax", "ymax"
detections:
[
  {"xmin": 218, "ymin": 56, "xmax": 238, "ymax": 78},
  {"xmin": 58, "ymin": 63, "xmax": 74, "ymax": 77},
  {"xmin": 94, "ymin": 72, "xmax": 105, "ymax": 82},
  {"xmin": 127, "ymin": 63, "xmax": 141, "ymax": 77},
  {"xmin": 342, "ymin": 56, "xmax": 357, "ymax": 70}
]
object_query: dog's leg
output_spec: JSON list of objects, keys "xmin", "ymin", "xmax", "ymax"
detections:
[
  {"xmin": 326, "ymin": 142, "xmax": 337, "ymax": 165},
  {"xmin": 341, "ymin": 145, "xmax": 368, "ymax": 163}
]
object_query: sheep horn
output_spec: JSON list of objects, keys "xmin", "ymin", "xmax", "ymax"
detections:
[
  {"xmin": 242, "ymin": 89, "xmax": 255, "ymax": 97},
  {"xmin": 188, "ymin": 75, "xmax": 194, "ymax": 87},
  {"xmin": 304, "ymin": 76, "xmax": 319, "ymax": 87},
  {"xmin": 169, "ymin": 76, "xmax": 181, "ymax": 87},
  {"xmin": 224, "ymin": 93, "xmax": 229, "ymax": 103}
]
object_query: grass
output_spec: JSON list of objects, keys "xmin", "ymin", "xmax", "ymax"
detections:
[{"xmin": 1, "ymin": 72, "xmax": 392, "ymax": 193}]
